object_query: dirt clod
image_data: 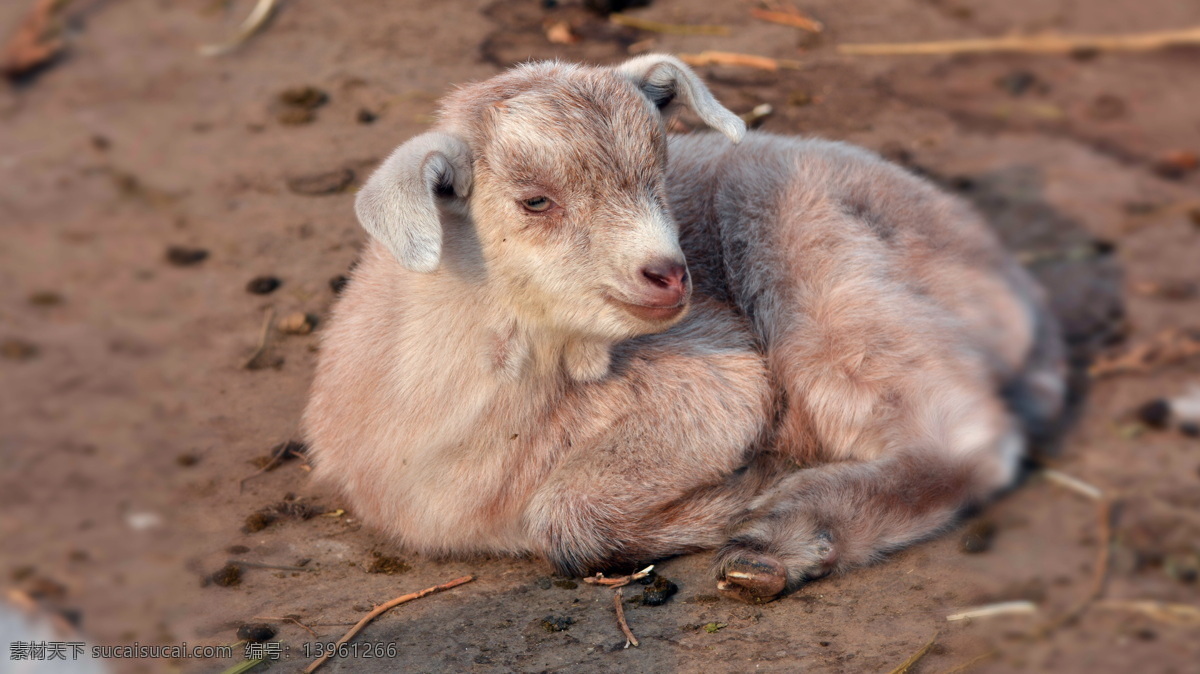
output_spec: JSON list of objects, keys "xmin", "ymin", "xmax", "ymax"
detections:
[
  {"xmin": 1, "ymin": 338, "xmax": 39, "ymax": 361},
  {"xmin": 245, "ymin": 276, "xmax": 282, "ymax": 295},
  {"xmin": 165, "ymin": 246, "xmax": 209, "ymax": 266},
  {"xmin": 175, "ymin": 453, "xmax": 199, "ymax": 467},
  {"xmin": 356, "ymin": 108, "xmax": 378, "ymax": 124},
  {"xmin": 367, "ymin": 552, "xmax": 411, "ymax": 575},
  {"xmin": 242, "ymin": 512, "xmax": 276, "ymax": 533},
  {"xmin": 236, "ymin": 623, "xmax": 277, "ymax": 642},
  {"xmin": 208, "ymin": 564, "xmax": 242, "ymax": 587},
  {"xmin": 552, "ymin": 578, "xmax": 578, "ymax": 589},
  {"xmin": 27, "ymin": 291, "xmax": 63, "ymax": 306},
  {"xmin": 540, "ymin": 615, "xmax": 573, "ymax": 632},
  {"xmin": 1135, "ymin": 399, "xmax": 1172, "ymax": 429},
  {"xmin": 279, "ymin": 86, "xmax": 329, "ymax": 110},
  {"xmin": 959, "ymin": 519, "xmax": 997, "ymax": 554},
  {"xmin": 637, "ymin": 575, "xmax": 678, "ymax": 606},
  {"xmin": 286, "ymin": 168, "xmax": 354, "ymax": 196}
]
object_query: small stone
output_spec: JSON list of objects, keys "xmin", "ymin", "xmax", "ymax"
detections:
[
  {"xmin": 959, "ymin": 519, "xmax": 997, "ymax": 554},
  {"xmin": 540, "ymin": 616, "xmax": 573, "ymax": 632},
  {"xmin": 165, "ymin": 246, "xmax": 209, "ymax": 266},
  {"xmin": 245, "ymin": 276, "xmax": 282, "ymax": 295},
  {"xmin": 175, "ymin": 453, "xmax": 199, "ymax": 467},
  {"xmin": 278, "ymin": 312, "xmax": 317, "ymax": 335},
  {"xmin": 236, "ymin": 623, "xmax": 276, "ymax": 642},
  {"xmin": 356, "ymin": 108, "xmax": 378, "ymax": 124},
  {"xmin": 1135, "ymin": 399, "xmax": 1171, "ymax": 430}
]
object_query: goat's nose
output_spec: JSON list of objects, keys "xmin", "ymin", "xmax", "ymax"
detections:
[{"xmin": 639, "ymin": 259, "xmax": 688, "ymax": 306}]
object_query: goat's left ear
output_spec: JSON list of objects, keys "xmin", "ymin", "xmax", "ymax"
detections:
[{"xmin": 617, "ymin": 54, "xmax": 745, "ymax": 143}]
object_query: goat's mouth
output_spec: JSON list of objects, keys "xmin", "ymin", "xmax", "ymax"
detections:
[{"xmin": 604, "ymin": 294, "xmax": 689, "ymax": 323}]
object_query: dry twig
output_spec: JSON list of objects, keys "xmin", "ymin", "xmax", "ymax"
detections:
[
  {"xmin": 2, "ymin": 0, "xmax": 71, "ymax": 78},
  {"xmin": 1034, "ymin": 498, "xmax": 1116, "ymax": 635},
  {"xmin": 751, "ymin": 8, "xmax": 823, "ymax": 33},
  {"xmin": 253, "ymin": 615, "xmax": 320, "ymax": 638},
  {"xmin": 839, "ymin": 25, "xmax": 1200, "ymax": 56},
  {"xmin": 936, "ymin": 649, "xmax": 999, "ymax": 674},
  {"xmin": 199, "ymin": 0, "xmax": 277, "ymax": 57},
  {"xmin": 1042, "ymin": 469, "xmax": 1103, "ymax": 501},
  {"xmin": 228, "ymin": 560, "xmax": 309, "ymax": 572},
  {"xmin": 946, "ymin": 600, "xmax": 1038, "ymax": 622},
  {"xmin": 583, "ymin": 565, "xmax": 654, "ymax": 588},
  {"xmin": 613, "ymin": 589, "xmax": 639, "ymax": 648},
  {"xmin": 303, "ymin": 575, "xmax": 475, "ymax": 673},
  {"xmin": 1089, "ymin": 327, "xmax": 1200, "ymax": 378},
  {"xmin": 242, "ymin": 307, "xmax": 276, "ymax": 370},
  {"xmin": 679, "ymin": 50, "xmax": 801, "ymax": 71},
  {"xmin": 888, "ymin": 633, "xmax": 938, "ymax": 674},
  {"xmin": 609, "ymin": 14, "xmax": 731, "ymax": 36},
  {"xmin": 1094, "ymin": 600, "xmax": 1200, "ymax": 625}
]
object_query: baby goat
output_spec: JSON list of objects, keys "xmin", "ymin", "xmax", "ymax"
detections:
[{"xmin": 304, "ymin": 55, "xmax": 1066, "ymax": 602}]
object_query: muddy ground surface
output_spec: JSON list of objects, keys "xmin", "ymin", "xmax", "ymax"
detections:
[{"xmin": 2, "ymin": 0, "xmax": 1199, "ymax": 672}]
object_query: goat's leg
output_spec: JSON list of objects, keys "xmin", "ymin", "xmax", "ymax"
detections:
[{"xmin": 714, "ymin": 427, "xmax": 1022, "ymax": 602}]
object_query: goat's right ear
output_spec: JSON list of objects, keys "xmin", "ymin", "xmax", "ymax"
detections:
[{"xmin": 355, "ymin": 132, "xmax": 473, "ymax": 273}]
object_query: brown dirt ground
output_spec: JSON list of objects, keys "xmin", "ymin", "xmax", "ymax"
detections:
[{"xmin": 2, "ymin": 0, "xmax": 1199, "ymax": 672}]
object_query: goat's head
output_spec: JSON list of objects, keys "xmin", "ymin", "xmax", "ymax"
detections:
[{"xmin": 355, "ymin": 55, "xmax": 743, "ymax": 346}]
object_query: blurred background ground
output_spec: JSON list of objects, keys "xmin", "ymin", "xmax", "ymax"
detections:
[{"xmin": 1, "ymin": 0, "xmax": 1199, "ymax": 672}]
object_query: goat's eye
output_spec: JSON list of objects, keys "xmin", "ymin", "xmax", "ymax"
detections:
[{"xmin": 521, "ymin": 196, "xmax": 554, "ymax": 213}]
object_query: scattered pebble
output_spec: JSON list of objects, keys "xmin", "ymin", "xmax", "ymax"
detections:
[
  {"xmin": 1, "ymin": 338, "xmax": 38, "ymax": 361},
  {"xmin": 329, "ymin": 275, "xmax": 350, "ymax": 294},
  {"xmin": 540, "ymin": 616, "xmax": 573, "ymax": 632},
  {"xmin": 959, "ymin": 519, "xmax": 997, "ymax": 554},
  {"xmin": 208, "ymin": 564, "xmax": 242, "ymax": 587},
  {"xmin": 236, "ymin": 623, "xmax": 277, "ymax": 643},
  {"xmin": 245, "ymin": 276, "xmax": 282, "ymax": 295},
  {"xmin": 125, "ymin": 512, "xmax": 163, "ymax": 531},
  {"xmin": 287, "ymin": 168, "xmax": 355, "ymax": 196},
  {"xmin": 1152, "ymin": 150, "xmax": 1199, "ymax": 181},
  {"xmin": 176, "ymin": 453, "xmax": 199, "ymax": 467},
  {"xmin": 995, "ymin": 70, "xmax": 1037, "ymax": 96},
  {"xmin": 356, "ymin": 108, "xmax": 378, "ymax": 124},
  {"xmin": 278, "ymin": 312, "xmax": 317, "ymax": 335},
  {"xmin": 165, "ymin": 246, "xmax": 209, "ymax": 267}
]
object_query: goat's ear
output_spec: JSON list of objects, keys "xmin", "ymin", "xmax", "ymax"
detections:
[
  {"xmin": 617, "ymin": 54, "xmax": 745, "ymax": 144},
  {"xmin": 355, "ymin": 132, "xmax": 473, "ymax": 273}
]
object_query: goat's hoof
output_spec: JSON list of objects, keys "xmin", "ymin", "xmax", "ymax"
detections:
[{"xmin": 716, "ymin": 551, "xmax": 787, "ymax": 603}]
